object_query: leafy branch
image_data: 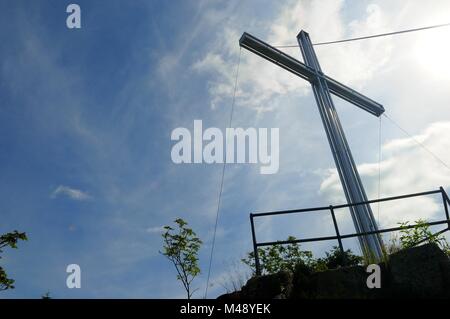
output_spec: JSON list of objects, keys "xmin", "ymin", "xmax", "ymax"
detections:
[
  {"xmin": 161, "ymin": 218, "xmax": 202, "ymax": 299},
  {"xmin": 0, "ymin": 230, "xmax": 27, "ymax": 291}
]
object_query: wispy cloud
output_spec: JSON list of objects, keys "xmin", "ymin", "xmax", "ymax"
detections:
[
  {"xmin": 51, "ymin": 185, "xmax": 91, "ymax": 201},
  {"xmin": 146, "ymin": 226, "xmax": 165, "ymax": 234},
  {"xmin": 192, "ymin": 0, "xmax": 392, "ymax": 114}
]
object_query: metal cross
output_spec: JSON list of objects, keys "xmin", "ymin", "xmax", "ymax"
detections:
[{"xmin": 240, "ymin": 30, "xmax": 385, "ymax": 260}]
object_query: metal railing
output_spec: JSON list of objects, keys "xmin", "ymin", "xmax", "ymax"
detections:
[{"xmin": 250, "ymin": 187, "xmax": 450, "ymax": 276}]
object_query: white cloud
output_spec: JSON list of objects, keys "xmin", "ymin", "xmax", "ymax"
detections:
[
  {"xmin": 146, "ymin": 226, "xmax": 165, "ymax": 234},
  {"xmin": 51, "ymin": 185, "xmax": 91, "ymax": 201},
  {"xmin": 319, "ymin": 121, "xmax": 450, "ymax": 227}
]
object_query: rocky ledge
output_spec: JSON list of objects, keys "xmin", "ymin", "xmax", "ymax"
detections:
[{"xmin": 218, "ymin": 243, "xmax": 450, "ymax": 299}]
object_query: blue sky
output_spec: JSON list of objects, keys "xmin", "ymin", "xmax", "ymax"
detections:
[{"xmin": 1, "ymin": 0, "xmax": 450, "ymax": 298}]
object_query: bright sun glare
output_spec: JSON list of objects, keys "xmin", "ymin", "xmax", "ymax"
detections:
[{"xmin": 414, "ymin": 28, "xmax": 450, "ymax": 80}]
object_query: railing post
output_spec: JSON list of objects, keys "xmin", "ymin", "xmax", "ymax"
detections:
[
  {"xmin": 440, "ymin": 187, "xmax": 450, "ymax": 229},
  {"xmin": 330, "ymin": 205, "xmax": 345, "ymax": 256},
  {"xmin": 250, "ymin": 214, "xmax": 261, "ymax": 276}
]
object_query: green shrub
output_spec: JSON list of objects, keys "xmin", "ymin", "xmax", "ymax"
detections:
[
  {"xmin": 241, "ymin": 236, "xmax": 314, "ymax": 275},
  {"xmin": 313, "ymin": 246, "xmax": 363, "ymax": 270},
  {"xmin": 398, "ymin": 219, "xmax": 450, "ymax": 254},
  {"xmin": 242, "ymin": 238, "xmax": 362, "ymax": 275}
]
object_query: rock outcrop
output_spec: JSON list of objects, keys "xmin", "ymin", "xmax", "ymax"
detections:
[{"xmin": 218, "ymin": 243, "xmax": 450, "ymax": 299}]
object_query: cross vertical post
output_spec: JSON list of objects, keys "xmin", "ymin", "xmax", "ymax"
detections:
[{"xmin": 297, "ymin": 31, "xmax": 384, "ymax": 261}]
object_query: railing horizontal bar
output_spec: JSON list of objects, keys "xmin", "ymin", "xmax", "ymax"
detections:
[
  {"xmin": 332, "ymin": 189, "xmax": 441, "ymax": 209},
  {"xmin": 255, "ymin": 219, "xmax": 450, "ymax": 247},
  {"xmin": 252, "ymin": 189, "xmax": 441, "ymax": 217},
  {"xmin": 339, "ymin": 220, "xmax": 449, "ymax": 239},
  {"xmin": 257, "ymin": 235, "xmax": 341, "ymax": 247},
  {"xmin": 252, "ymin": 205, "xmax": 330, "ymax": 217}
]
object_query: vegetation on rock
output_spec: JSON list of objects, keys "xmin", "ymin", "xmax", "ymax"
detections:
[{"xmin": 241, "ymin": 237, "xmax": 362, "ymax": 276}]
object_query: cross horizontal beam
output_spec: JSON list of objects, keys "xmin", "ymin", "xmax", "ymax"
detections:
[{"xmin": 239, "ymin": 32, "xmax": 385, "ymax": 117}]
